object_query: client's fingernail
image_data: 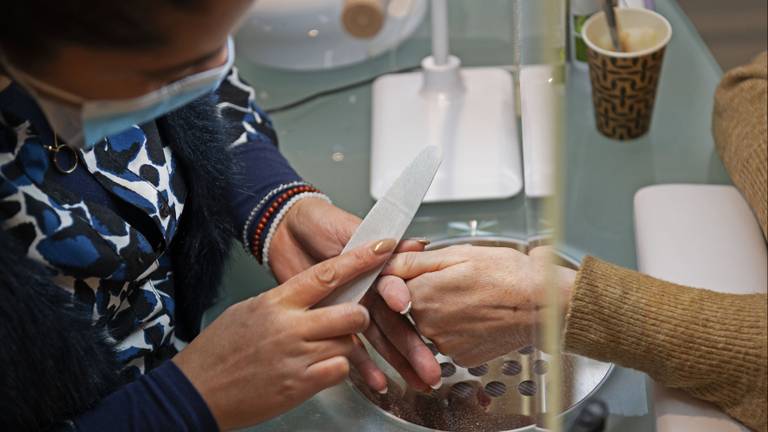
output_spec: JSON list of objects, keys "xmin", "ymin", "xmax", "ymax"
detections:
[
  {"xmin": 399, "ymin": 301, "xmax": 412, "ymax": 315},
  {"xmin": 377, "ymin": 386, "xmax": 388, "ymax": 395},
  {"xmin": 373, "ymin": 239, "xmax": 397, "ymax": 255},
  {"xmin": 430, "ymin": 378, "xmax": 443, "ymax": 390}
]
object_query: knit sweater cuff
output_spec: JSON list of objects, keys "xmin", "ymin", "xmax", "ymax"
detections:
[{"xmin": 563, "ymin": 256, "xmax": 767, "ymax": 430}]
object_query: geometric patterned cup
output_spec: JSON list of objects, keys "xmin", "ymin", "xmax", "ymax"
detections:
[{"xmin": 582, "ymin": 8, "xmax": 672, "ymax": 140}]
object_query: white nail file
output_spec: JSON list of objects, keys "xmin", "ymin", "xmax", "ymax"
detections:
[{"xmin": 316, "ymin": 145, "xmax": 442, "ymax": 307}]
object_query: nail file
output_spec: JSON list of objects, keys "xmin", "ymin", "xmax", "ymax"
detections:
[{"xmin": 315, "ymin": 145, "xmax": 442, "ymax": 307}]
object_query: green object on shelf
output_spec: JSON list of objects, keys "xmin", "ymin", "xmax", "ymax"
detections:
[{"xmin": 574, "ymin": 14, "xmax": 592, "ymax": 62}]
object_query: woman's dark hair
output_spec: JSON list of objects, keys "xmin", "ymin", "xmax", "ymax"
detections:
[{"xmin": 0, "ymin": 0, "xmax": 203, "ymax": 65}]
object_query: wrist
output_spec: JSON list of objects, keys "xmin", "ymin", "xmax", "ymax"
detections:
[
  {"xmin": 241, "ymin": 181, "xmax": 309, "ymax": 253},
  {"xmin": 528, "ymin": 248, "xmax": 576, "ymax": 314},
  {"xmin": 282, "ymin": 196, "xmax": 334, "ymax": 233},
  {"xmin": 243, "ymin": 181, "xmax": 328, "ymax": 263},
  {"xmin": 558, "ymin": 266, "xmax": 577, "ymax": 312},
  {"xmin": 171, "ymin": 354, "xmax": 228, "ymax": 431},
  {"xmin": 258, "ymin": 192, "xmax": 331, "ymax": 268},
  {"xmin": 271, "ymin": 196, "xmax": 326, "ymax": 252}
]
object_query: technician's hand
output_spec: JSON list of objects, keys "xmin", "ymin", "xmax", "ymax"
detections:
[
  {"xmin": 269, "ymin": 197, "xmax": 442, "ymax": 391},
  {"xmin": 268, "ymin": 197, "xmax": 362, "ymax": 283},
  {"xmin": 382, "ymin": 245, "xmax": 577, "ymax": 367},
  {"xmin": 172, "ymin": 240, "xmax": 396, "ymax": 431}
]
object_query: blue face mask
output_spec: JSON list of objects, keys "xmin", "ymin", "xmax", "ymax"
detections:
[{"xmin": 5, "ymin": 37, "xmax": 235, "ymax": 149}]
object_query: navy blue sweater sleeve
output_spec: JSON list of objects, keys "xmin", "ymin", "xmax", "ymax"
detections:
[
  {"xmin": 228, "ymin": 133, "xmax": 303, "ymax": 247},
  {"xmin": 74, "ymin": 361, "xmax": 217, "ymax": 432},
  {"xmin": 214, "ymin": 69, "xmax": 304, "ymax": 249}
]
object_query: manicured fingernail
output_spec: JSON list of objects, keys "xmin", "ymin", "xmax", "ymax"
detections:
[
  {"xmin": 377, "ymin": 386, "xmax": 388, "ymax": 395},
  {"xmin": 373, "ymin": 239, "xmax": 397, "ymax": 254},
  {"xmin": 430, "ymin": 378, "xmax": 443, "ymax": 390},
  {"xmin": 407, "ymin": 237, "xmax": 431, "ymax": 245},
  {"xmin": 399, "ymin": 301, "xmax": 412, "ymax": 315}
]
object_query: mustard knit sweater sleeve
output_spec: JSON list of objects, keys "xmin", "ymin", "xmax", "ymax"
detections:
[{"xmin": 563, "ymin": 53, "xmax": 768, "ymax": 432}]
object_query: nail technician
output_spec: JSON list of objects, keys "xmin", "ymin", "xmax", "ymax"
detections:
[{"xmin": 0, "ymin": 1, "xmax": 441, "ymax": 431}]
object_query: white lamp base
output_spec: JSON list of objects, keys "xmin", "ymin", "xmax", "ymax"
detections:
[{"xmin": 370, "ymin": 56, "xmax": 522, "ymax": 202}]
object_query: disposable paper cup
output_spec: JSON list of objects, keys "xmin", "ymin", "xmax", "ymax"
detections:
[{"xmin": 582, "ymin": 8, "xmax": 672, "ymax": 140}]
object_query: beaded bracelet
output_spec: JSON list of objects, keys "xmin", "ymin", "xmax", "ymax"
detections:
[
  {"xmin": 241, "ymin": 181, "xmax": 308, "ymax": 253},
  {"xmin": 261, "ymin": 191, "xmax": 332, "ymax": 270},
  {"xmin": 250, "ymin": 185, "xmax": 319, "ymax": 262}
]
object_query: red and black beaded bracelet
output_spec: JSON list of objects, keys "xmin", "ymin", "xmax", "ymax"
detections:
[{"xmin": 250, "ymin": 184, "xmax": 319, "ymax": 263}]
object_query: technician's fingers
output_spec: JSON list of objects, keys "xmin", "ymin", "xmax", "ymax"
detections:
[
  {"xmin": 369, "ymin": 297, "xmax": 442, "ymax": 389},
  {"xmin": 304, "ymin": 356, "xmax": 351, "ymax": 395},
  {"xmin": 347, "ymin": 335, "xmax": 388, "ymax": 393},
  {"xmin": 303, "ymin": 303, "xmax": 370, "ymax": 340},
  {"xmin": 279, "ymin": 239, "xmax": 396, "ymax": 308},
  {"xmin": 363, "ymin": 316, "xmax": 430, "ymax": 392}
]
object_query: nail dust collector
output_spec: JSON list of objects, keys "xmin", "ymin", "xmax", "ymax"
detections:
[{"xmin": 370, "ymin": 0, "xmax": 522, "ymax": 202}]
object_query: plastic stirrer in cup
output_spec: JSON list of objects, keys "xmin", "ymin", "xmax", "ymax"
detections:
[{"xmin": 602, "ymin": 0, "xmax": 623, "ymax": 52}]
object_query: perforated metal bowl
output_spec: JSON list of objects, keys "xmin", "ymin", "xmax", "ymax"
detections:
[{"xmin": 349, "ymin": 236, "xmax": 612, "ymax": 432}]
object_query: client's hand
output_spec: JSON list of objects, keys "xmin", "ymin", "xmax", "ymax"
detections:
[{"xmin": 382, "ymin": 245, "xmax": 577, "ymax": 367}]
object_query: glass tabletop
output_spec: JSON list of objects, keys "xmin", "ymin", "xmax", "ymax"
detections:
[{"xmin": 207, "ymin": 0, "xmax": 727, "ymax": 430}]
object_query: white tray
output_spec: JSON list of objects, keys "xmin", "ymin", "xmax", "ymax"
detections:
[{"xmin": 370, "ymin": 66, "xmax": 522, "ymax": 203}]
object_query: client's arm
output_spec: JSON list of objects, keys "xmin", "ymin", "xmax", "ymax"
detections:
[
  {"xmin": 566, "ymin": 53, "xmax": 767, "ymax": 431},
  {"xmin": 564, "ymin": 258, "xmax": 767, "ymax": 431}
]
